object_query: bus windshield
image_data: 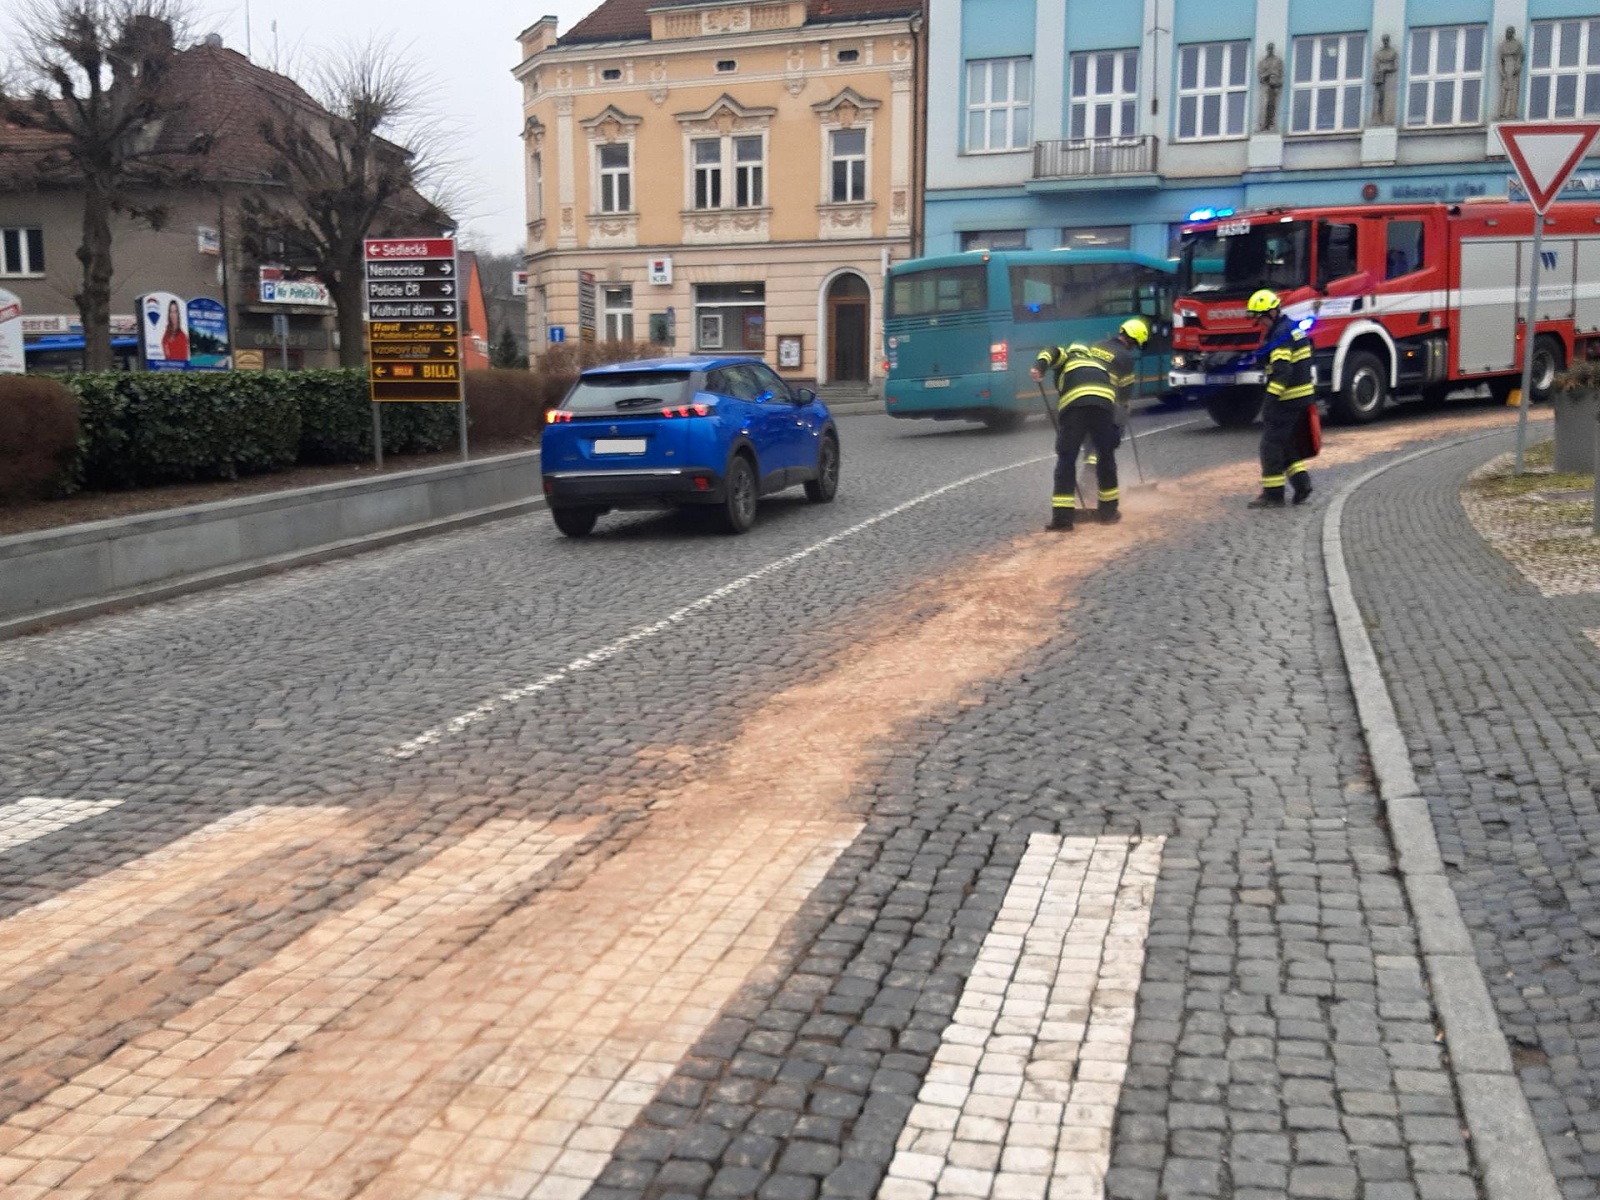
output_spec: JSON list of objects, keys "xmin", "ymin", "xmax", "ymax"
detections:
[
  {"xmin": 1179, "ymin": 221, "xmax": 1310, "ymax": 297},
  {"xmin": 888, "ymin": 264, "xmax": 989, "ymax": 318}
]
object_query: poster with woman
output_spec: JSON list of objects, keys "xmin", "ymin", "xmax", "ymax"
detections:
[{"xmin": 140, "ymin": 292, "xmax": 189, "ymax": 370}]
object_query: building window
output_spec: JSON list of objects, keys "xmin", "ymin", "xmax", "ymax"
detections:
[
  {"xmin": 1070, "ymin": 49, "xmax": 1139, "ymax": 139},
  {"xmin": 1060, "ymin": 225, "xmax": 1131, "ymax": 250},
  {"xmin": 837, "ymin": 48, "xmax": 859, "ymax": 64},
  {"xmin": 598, "ymin": 143, "xmax": 631, "ymax": 213},
  {"xmin": 601, "ymin": 67, "xmax": 622, "ymax": 81},
  {"xmin": 693, "ymin": 138, "xmax": 722, "ymax": 208},
  {"xmin": 603, "ymin": 286, "xmax": 634, "ymax": 341},
  {"xmin": 1530, "ymin": 19, "xmax": 1600, "ymax": 119},
  {"xmin": 716, "ymin": 59, "xmax": 737, "ymax": 73},
  {"xmin": 1407, "ymin": 25, "xmax": 1486, "ymax": 126},
  {"xmin": 961, "ymin": 229, "xmax": 1027, "ymax": 251},
  {"xmin": 694, "ymin": 283, "xmax": 765, "ymax": 352},
  {"xmin": 1290, "ymin": 32, "xmax": 1366, "ymax": 133},
  {"xmin": 965, "ymin": 57, "xmax": 1032, "ymax": 153},
  {"xmin": 1176, "ymin": 41, "xmax": 1249, "ymax": 140},
  {"xmin": 830, "ymin": 128, "xmax": 867, "ymax": 202},
  {"xmin": 734, "ymin": 136, "xmax": 763, "ymax": 207},
  {"xmin": 532, "ymin": 153, "xmax": 543, "ymax": 217},
  {"xmin": 0, "ymin": 227, "xmax": 45, "ymax": 276}
]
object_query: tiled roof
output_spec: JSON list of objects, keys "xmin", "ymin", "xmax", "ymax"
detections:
[
  {"xmin": 0, "ymin": 43, "xmax": 447, "ymax": 226},
  {"xmin": 562, "ymin": 0, "xmax": 920, "ymax": 46}
]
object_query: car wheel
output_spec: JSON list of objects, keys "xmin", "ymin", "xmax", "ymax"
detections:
[
  {"xmin": 1205, "ymin": 387, "xmax": 1262, "ymax": 428},
  {"xmin": 1531, "ymin": 334, "xmax": 1564, "ymax": 403},
  {"xmin": 551, "ymin": 506, "xmax": 599, "ymax": 537},
  {"xmin": 719, "ymin": 453, "xmax": 758, "ymax": 534},
  {"xmin": 1330, "ymin": 349, "xmax": 1388, "ymax": 424},
  {"xmin": 804, "ymin": 433, "xmax": 839, "ymax": 503}
]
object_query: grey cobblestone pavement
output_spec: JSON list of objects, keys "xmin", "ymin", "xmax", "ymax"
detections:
[
  {"xmin": 1344, "ymin": 431, "xmax": 1600, "ymax": 1200},
  {"xmin": 0, "ymin": 403, "xmax": 1536, "ymax": 1198}
]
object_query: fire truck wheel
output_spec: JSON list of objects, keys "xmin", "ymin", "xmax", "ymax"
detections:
[
  {"xmin": 1531, "ymin": 335, "xmax": 1564, "ymax": 403},
  {"xmin": 1331, "ymin": 349, "xmax": 1389, "ymax": 424},
  {"xmin": 1204, "ymin": 387, "xmax": 1262, "ymax": 428}
]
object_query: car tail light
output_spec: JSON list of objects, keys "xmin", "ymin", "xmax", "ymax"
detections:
[
  {"xmin": 990, "ymin": 341, "xmax": 1008, "ymax": 372},
  {"xmin": 692, "ymin": 474, "xmax": 712, "ymax": 490},
  {"xmin": 660, "ymin": 402, "xmax": 713, "ymax": 418},
  {"xmin": 546, "ymin": 410, "xmax": 573, "ymax": 424}
]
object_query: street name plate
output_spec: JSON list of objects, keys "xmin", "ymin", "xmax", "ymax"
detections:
[{"xmin": 363, "ymin": 238, "xmax": 463, "ymax": 403}]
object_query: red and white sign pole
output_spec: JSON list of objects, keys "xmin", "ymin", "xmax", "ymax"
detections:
[{"xmin": 1496, "ymin": 121, "xmax": 1600, "ymax": 472}]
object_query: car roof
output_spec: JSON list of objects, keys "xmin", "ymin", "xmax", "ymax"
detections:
[{"xmin": 579, "ymin": 355, "xmax": 760, "ymax": 376}]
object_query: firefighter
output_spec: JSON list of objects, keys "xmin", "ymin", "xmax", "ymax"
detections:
[
  {"xmin": 1031, "ymin": 317, "xmax": 1147, "ymax": 531},
  {"xmin": 1246, "ymin": 289, "xmax": 1315, "ymax": 508}
]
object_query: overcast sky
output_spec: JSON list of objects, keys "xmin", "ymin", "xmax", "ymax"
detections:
[{"xmin": 184, "ymin": 0, "xmax": 599, "ymax": 254}]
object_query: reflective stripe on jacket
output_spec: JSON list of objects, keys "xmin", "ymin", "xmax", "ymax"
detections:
[
  {"xmin": 1036, "ymin": 337, "xmax": 1134, "ymax": 411},
  {"xmin": 1265, "ymin": 316, "xmax": 1315, "ymax": 402}
]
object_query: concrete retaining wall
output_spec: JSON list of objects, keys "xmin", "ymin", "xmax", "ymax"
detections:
[{"xmin": 0, "ymin": 450, "xmax": 542, "ymax": 636}]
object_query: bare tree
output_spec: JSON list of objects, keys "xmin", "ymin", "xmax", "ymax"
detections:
[
  {"xmin": 2, "ymin": 0, "xmax": 196, "ymax": 369},
  {"xmin": 239, "ymin": 39, "xmax": 456, "ymax": 368}
]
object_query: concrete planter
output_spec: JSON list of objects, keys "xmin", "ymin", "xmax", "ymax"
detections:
[{"xmin": 1552, "ymin": 388, "xmax": 1600, "ymax": 474}]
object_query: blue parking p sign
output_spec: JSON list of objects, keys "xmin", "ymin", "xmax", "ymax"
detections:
[{"xmin": 549, "ymin": 326, "xmax": 566, "ymax": 343}]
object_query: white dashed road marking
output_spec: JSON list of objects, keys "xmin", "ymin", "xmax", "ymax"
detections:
[
  {"xmin": 389, "ymin": 418, "xmax": 1200, "ymax": 761},
  {"xmin": 0, "ymin": 796, "xmax": 124, "ymax": 853},
  {"xmin": 880, "ymin": 834, "xmax": 1164, "ymax": 1200}
]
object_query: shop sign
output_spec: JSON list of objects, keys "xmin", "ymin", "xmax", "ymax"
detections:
[{"xmin": 259, "ymin": 266, "xmax": 333, "ymax": 306}]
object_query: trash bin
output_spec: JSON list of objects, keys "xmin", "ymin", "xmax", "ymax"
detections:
[{"xmin": 1553, "ymin": 388, "xmax": 1599, "ymax": 474}]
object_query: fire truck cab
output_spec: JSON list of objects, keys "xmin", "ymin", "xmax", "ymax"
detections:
[{"xmin": 1169, "ymin": 200, "xmax": 1600, "ymax": 427}]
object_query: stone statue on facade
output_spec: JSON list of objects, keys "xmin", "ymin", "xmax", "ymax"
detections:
[
  {"xmin": 1498, "ymin": 26, "xmax": 1525, "ymax": 120},
  {"xmin": 1257, "ymin": 43, "xmax": 1284, "ymax": 133},
  {"xmin": 1371, "ymin": 34, "xmax": 1399, "ymax": 125}
]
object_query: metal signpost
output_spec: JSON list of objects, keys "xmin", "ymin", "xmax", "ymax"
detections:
[
  {"xmin": 1495, "ymin": 120, "xmax": 1600, "ymax": 473},
  {"xmin": 363, "ymin": 237, "xmax": 467, "ymax": 467}
]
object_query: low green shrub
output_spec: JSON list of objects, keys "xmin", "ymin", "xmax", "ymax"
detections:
[
  {"xmin": 0, "ymin": 375, "xmax": 81, "ymax": 501},
  {"xmin": 290, "ymin": 370, "xmax": 456, "ymax": 461}
]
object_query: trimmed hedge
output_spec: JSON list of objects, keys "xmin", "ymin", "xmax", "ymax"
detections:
[{"xmin": 290, "ymin": 370, "xmax": 457, "ymax": 463}]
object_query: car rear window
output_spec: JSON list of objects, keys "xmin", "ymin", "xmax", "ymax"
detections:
[{"xmin": 563, "ymin": 370, "xmax": 693, "ymax": 412}]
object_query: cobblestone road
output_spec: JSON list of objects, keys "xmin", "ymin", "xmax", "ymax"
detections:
[
  {"xmin": 0, "ymin": 402, "xmax": 1547, "ymax": 1199},
  {"xmin": 1344, "ymin": 432, "xmax": 1600, "ymax": 1200}
]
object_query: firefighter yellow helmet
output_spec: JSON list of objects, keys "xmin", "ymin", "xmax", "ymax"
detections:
[
  {"xmin": 1119, "ymin": 316, "xmax": 1150, "ymax": 347},
  {"xmin": 1247, "ymin": 289, "xmax": 1282, "ymax": 314}
]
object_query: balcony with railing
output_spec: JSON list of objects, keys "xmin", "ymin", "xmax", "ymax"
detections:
[{"xmin": 1031, "ymin": 136, "xmax": 1159, "ymax": 184}]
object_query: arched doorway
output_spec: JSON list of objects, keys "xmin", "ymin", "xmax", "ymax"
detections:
[{"xmin": 825, "ymin": 273, "xmax": 870, "ymax": 383}]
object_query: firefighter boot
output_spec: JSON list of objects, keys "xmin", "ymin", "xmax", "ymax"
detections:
[
  {"xmin": 1290, "ymin": 472, "xmax": 1314, "ymax": 505},
  {"xmin": 1247, "ymin": 487, "xmax": 1287, "ymax": 509},
  {"xmin": 1096, "ymin": 499, "xmax": 1121, "ymax": 524},
  {"xmin": 1047, "ymin": 508, "xmax": 1076, "ymax": 532}
]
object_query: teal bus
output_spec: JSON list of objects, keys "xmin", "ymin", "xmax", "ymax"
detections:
[{"xmin": 882, "ymin": 249, "xmax": 1176, "ymax": 427}]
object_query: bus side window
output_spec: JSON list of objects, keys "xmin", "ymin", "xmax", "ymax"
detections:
[
  {"xmin": 1385, "ymin": 220, "xmax": 1425, "ymax": 280},
  {"xmin": 1317, "ymin": 222, "xmax": 1359, "ymax": 288}
]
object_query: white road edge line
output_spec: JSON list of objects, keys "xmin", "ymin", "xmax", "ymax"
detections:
[{"xmin": 387, "ymin": 416, "xmax": 1200, "ymax": 760}]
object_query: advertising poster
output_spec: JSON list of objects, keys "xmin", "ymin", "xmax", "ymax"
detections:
[
  {"xmin": 0, "ymin": 287, "xmax": 23, "ymax": 375},
  {"xmin": 185, "ymin": 297, "xmax": 231, "ymax": 369},
  {"xmin": 140, "ymin": 291, "xmax": 189, "ymax": 370}
]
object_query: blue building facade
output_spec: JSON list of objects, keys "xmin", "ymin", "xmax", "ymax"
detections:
[{"xmin": 925, "ymin": 0, "xmax": 1600, "ymax": 259}]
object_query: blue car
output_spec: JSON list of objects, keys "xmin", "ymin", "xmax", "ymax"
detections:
[{"xmin": 540, "ymin": 356, "xmax": 840, "ymax": 537}]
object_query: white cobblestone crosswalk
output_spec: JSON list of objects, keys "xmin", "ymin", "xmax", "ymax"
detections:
[
  {"xmin": 0, "ymin": 795, "xmax": 124, "ymax": 854},
  {"xmin": 880, "ymin": 834, "xmax": 1164, "ymax": 1200}
]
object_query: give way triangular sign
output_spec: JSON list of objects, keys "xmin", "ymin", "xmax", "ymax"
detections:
[{"xmin": 1496, "ymin": 120, "xmax": 1600, "ymax": 212}]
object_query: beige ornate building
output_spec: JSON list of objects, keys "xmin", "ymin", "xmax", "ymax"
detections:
[{"xmin": 514, "ymin": 0, "xmax": 924, "ymax": 385}]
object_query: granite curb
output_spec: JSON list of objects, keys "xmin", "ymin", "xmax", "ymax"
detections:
[{"xmin": 1323, "ymin": 429, "xmax": 1561, "ymax": 1200}]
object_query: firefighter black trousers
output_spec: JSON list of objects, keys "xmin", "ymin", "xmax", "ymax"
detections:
[
  {"xmin": 1052, "ymin": 404, "xmax": 1120, "ymax": 507},
  {"xmin": 1258, "ymin": 397, "xmax": 1312, "ymax": 491}
]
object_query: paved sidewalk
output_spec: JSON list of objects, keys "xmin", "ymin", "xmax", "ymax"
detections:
[{"xmin": 1344, "ymin": 432, "xmax": 1600, "ymax": 1199}]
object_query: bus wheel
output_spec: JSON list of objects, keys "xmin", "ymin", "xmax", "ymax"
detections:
[
  {"xmin": 1330, "ymin": 349, "xmax": 1388, "ymax": 424},
  {"xmin": 1205, "ymin": 388, "xmax": 1262, "ymax": 428},
  {"xmin": 982, "ymin": 410, "xmax": 1027, "ymax": 431},
  {"xmin": 1531, "ymin": 335, "xmax": 1564, "ymax": 403}
]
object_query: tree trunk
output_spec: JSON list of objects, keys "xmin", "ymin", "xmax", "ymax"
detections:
[
  {"xmin": 330, "ymin": 259, "xmax": 366, "ymax": 368},
  {"xmin": 76, "ymin": 183, "xmax": 117, "ymax": 372}
]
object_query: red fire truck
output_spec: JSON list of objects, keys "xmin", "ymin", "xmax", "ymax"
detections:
[{"xmin": 1168, "ymin": 200, "xmax": 1600, "ymax": 427}]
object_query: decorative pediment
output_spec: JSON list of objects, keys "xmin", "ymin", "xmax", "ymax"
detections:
[
  {"xmin": 674, "ymin": 93, "xmax": 777, "ymax": 131},
  {"xmin": 579, "ymin": 104, "xmax": 643, "ymax": 143},
  {"xmin": 812, "ymin": 87, "xmax": 881, "ymax": 128}
]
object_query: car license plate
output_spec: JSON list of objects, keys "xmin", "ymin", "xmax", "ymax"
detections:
[
  {"xmin": 1206, "ymin": 374, "xmax": 1239, "ymax": 385},
  {"xmin": 923, "ymin": 378, "xmax": 950, "ymax": 389},
  {"xmin": 593, "ymin": 438, "xmax": 647, "ymax": 454}
]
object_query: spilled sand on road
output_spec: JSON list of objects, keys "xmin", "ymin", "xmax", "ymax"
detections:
[{"xmin": 0, "ymin": 405, "xmax": 1538, "ymax": 1198}]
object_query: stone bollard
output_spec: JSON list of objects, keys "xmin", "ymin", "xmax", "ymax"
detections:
[{"xmin": 1553, "ymin": 387, "xmax": 1599, "ymax": 474}]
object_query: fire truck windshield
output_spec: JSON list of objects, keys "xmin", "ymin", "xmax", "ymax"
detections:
[{"xmin": 1179, "ymin": 221, "xmax": 1311, "ymax": 298}]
